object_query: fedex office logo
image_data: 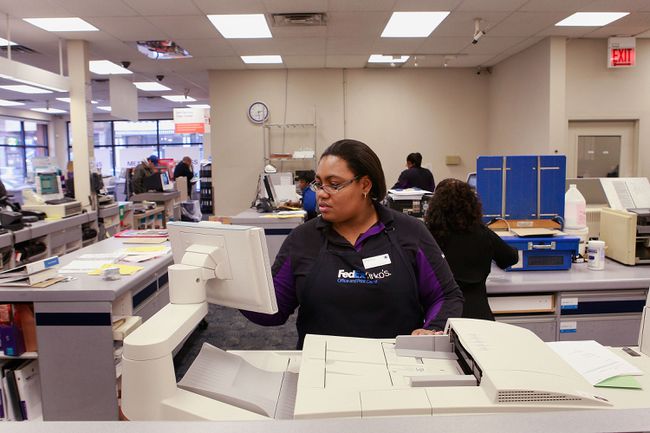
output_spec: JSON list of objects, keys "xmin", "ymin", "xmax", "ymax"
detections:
[{"xmin": 336, "ymin": 268, "xmax": 391, "ymax": 284}]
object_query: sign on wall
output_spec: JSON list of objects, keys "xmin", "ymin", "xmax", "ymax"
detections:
[
  {"xmin": 608, "ymin": 37, "xmax": 635, "ymax": 68},
  {"xmin": 173, "ymin": 107, "xmax": 210, "ymax": 134}
]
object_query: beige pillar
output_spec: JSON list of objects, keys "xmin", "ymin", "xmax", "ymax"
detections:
[{"xmin": 67, "ymin": 40, "xmax": 95, "ymax": 209}]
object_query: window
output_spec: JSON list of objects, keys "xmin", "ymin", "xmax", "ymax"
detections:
[
  {"xmin": 0, "ymin": 117, "xmax": 49, "ymax": 186},
  {"xmin": 67, "ymin": 119, "xmax": 204, "ymax": 178}
]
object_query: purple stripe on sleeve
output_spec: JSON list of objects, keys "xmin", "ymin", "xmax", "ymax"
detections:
[
  {"xmin": 240, "ymin": 256, "xmax": 297, "ymax": 325},
  {"xmin": 415, "ymin": 248, "xmax": 444, "ymax": 327}
]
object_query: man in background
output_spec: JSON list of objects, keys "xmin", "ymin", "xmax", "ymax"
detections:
[
  {"xmin": 132, "ymin": 154, "xmax": 158, "ymax": 194},
  {"xmin": 173, "ymin": 156, "xmax": 194, "ymax": 197}
]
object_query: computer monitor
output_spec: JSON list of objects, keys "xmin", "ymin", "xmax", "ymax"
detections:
[
  {"xmin": 466, "ymin": 172, "xmax": 477, "ymax": 190},
  {"xmin": 259, "ymin": 174, "xmax": 277, "ymax": 209},
  {"xmin": 161, "ymin": 171, "xmax": 174, "ymax": 191},
  {"xmin": 167, "ymin": 221, "xmax": 277, "ymax": 314},
  {"xmin": 143, "ymin": 172, "xmax": 175, "ymax": 192},
  {"xmin": 35, "ymin": 172, "xmax": 63, "ymax": 200}
]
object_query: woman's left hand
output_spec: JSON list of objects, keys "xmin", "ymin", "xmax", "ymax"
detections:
[{"xmin": 411, "ymin": 328, "xmax": 444, "ymax": 335}]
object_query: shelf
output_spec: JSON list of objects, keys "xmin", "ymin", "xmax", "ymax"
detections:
[
  {"xmin": 263, "ymin": 123, "xmax": 315, "ymax": 129},
  {"xmin": 0, "ymin": 351, "xmax": 38, "ymax": 359}
]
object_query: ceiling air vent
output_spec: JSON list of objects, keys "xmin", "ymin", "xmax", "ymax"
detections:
[
  {"xmin": 271, "ymin": 13, "xmax": 327, "ymax": 26},
  {"xmin": 0, "ymin": 45, "xmax": 38, "ymax": 54}
]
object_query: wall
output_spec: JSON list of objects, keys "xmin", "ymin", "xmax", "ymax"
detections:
[
  {"xmin": 565, "ymin": 38, "xmax": 650, "ymax": 177},
  {"xmin": 487, "ymin": 38, "xmax": 555, "ymax": 155},
  {"xmin": 209, "ymin": 68, "xmax": 489, "ymax": 216}
]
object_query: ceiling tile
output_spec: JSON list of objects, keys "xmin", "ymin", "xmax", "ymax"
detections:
[
  {"xmin": 261, "ymin": 0, "xmax": 328, "ymax": 13},
  {"xmin": 87, "ymin": 16, "xmax": 168, "ymax": 40},
  {"xmin": 122, "ymin": 0, "xmax": 203, "ymax": 16},
  {"xmin": 326, "ymin": 11, "xmax": 391, "ymax": 37},
  {"xmin": 274, "ymin": 37, "xmax": 326, "ymax": 55},
  {"xmin": 226, "ymin": 39, "xmax": 281, "ymax": 55},
  {"xmin": 433, "ymin": 11, "xmax": 512, "ymax": 37},
  {"xmin": 416, "ymin": 36, "xmax": 471, "ymax": 54},
  {"xmin": 326, "ymin": 37, "xmax": 375, "ymax": 55},
  {"xmin": 372, "ymin": 38, "xmax": 424, "ymax": 54},
  {"xmin": 456, "ymin": 0, "xmax": 528, "ymax": 12},
  {"xmin": 487, "ymin": 11, "xmax": 569, "ymax": 37},
  {"xmin": 459, "ymin": 36, "xmax": 527, "ymax": 54},
  {"xmin": 172, "ymin": 38, "xmax": 236, "ymax": 57},
  {"xmin": 537, "ymin": 26, "xmax": 597, "ymax": 38},
  {"xmin": 587, "ymin": 25, "xmax": 650, "ymax": 37},
  {"xmin": 587, "ymin": 0, "xmax": 650, "ymax": 12},
  {"xmin": 519, "ymin": 0, "xmax": 594, "ymax": 12},
  {"xmin": 328, "ymin": 0, "xmax": 397, "ymax": 12},
  {"xmin": 270, "ymin": 25, "xmax": 328, "ymax": 38},
  {"xmin": 0, "ymin": 0, "xmax": 66, "ymax": 17},
  {"xmin": 202, "ymin": 56, "xmax": 248, "ymax": 69},
  {"xmin": 54, "ymin": 0, "xmax": 138, "ymax": 17},
  {"xmin": 394, "ymin": 0, "xmax": 462, "ymax": 11},
  {"xmin": 325, "ymin": 54, "xmax": 368, "ymax": 68},
  {"xmin": 283, "ymin": 55, "xmax": 326, "ymax": 68},
  {"xmin": 192, "ymin": 0, "xmax": 266, "ymax": 14},
  {"xmin": 147, "ymin": 16, "xmax": 217, "ymax": 39}
]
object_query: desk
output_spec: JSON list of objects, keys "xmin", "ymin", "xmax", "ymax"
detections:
[
  {"xmin": 231, "ymin": 209, "xmax": 304, "ymax": 263},
  {"xmin": 0, "ymin": 237, "xmax": 173, "ymax": 421},
  {"xmin": 486, "ymin": 259, "xmax": 650, "ymax": 345},
  {"xmin": 131, "ymin": 191, "xmax": 181, "ymax": 226}
]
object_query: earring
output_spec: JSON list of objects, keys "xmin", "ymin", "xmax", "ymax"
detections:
[{"xmin": 363, "ymin": 192, "xmax": 368, "ymax": 199}]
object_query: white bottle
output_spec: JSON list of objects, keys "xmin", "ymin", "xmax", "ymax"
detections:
[{"xmin": 564, "ymin": 184, "xmax": 586, "ymax": 230}]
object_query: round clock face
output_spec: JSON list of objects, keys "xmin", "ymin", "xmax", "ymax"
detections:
[{"xmin": 248, "ymin": 101, "xmax": 269, "ymax": 124}]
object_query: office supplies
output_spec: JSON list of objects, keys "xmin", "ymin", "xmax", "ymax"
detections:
[
  {"xmin": 498, "ymin": 233, "xmax": 580, "ymax": 271},
  {"xmin": 88, "ymin": 263, "xmax": 143, "ymax": 276},
  {"xmin": 14, "ymin": 360, "xmax": 42, "ymax": 420},
  {"xmin": 22, "ymin": 173, "xmax": 82, "ymax": 218},
  {"xmin": 600, "ymin": 207, "xmax": 650, "ymax": 265},
  {"xmin": 386, "ymin": 189, "xmax": 432, "ymax": 218},
  {"xmin": 115, "ymin": 229, "xmax": 168, "ymax": 244}
]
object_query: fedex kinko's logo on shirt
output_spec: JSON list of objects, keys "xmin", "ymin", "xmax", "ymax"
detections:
[{"xmin": 336, "ymin": 268, "xmax": 392, "ymax": 284}]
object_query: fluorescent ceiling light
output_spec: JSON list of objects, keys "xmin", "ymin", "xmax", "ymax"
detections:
[
  {"xmin": 31, "ymin": 107, "xmax": 67, "ymax": 114},
  {"xmin": 241, "ymin": 55, "xmax": 282, "ymax": 64},
  {"xmin": 23, "ymin": 17, "xmax": 98, "ymax": 32},
  {"xmin": 555, "ymin": 12, "xmax": 629, "ymax": 26},
  {"xmin": 133, "ymin": 82, "xmax": 171, "ymax": 91},
  {"xmin": 56, "ymin": 97, "xmax": 99, "ymax": 104},
  {"xmin": 162, "ymin": 95, "xmax": 196, "ymax": 102},
  {"xmin": 187, "ymin": 104, "xmax": 210, "ymax": 109},
  {"xmin": 0, "ymin": 99, "xmax": 24, "ymax": 106},
  {"xmin": 368, "ymin": 54, "xmax": 410, "ymax": 63},
  {"xmin": 207, "ymin": 14, "xmax": 272, "ymax": 38},
  {"xmin": 89, "ymin": 60, "xmax": 133, "ymax": 75},
  {"xmin": 0, "ymin": 84, "xmax": 52, "ymax": 94},
  {"xmin": 381, "ymin": 11, "xmax": 450, "ymax": 37},
  {"xmin": 0, "ymin": 38, "xmax": 17, "ymax": 47},
  {"xmin": 97, "ymin": 106, "xmax": 112, "ymax": 111}
]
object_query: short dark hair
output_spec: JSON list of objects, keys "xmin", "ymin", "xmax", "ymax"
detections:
[
  {"xmin": 425, "ymin": 178, "xmax": 483, "ymax": 248},
  {"xmin": 407, "ymin": 152, "xmax": 422, "ymax": 168},
  {"xmin": 295, "ymin": 170, "xmax": 315, "ymax": 184},
  {"xmin": 320, "ymin": 139, "xmax": 387, "ymax": 201}
]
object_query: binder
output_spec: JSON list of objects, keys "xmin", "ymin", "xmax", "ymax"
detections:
[
  {"xmin": 14, "ymin": 360, "xmax": 41, "ymax": 420},
  {"xmin": 0, "ymin": 268, "xmax": 58, "ymax": 287},
  {"xmin": 0, "ymin": 256, "xmax": 59, "ymax": 278},
  {"xmin": 1, "ymin": 360, "xmax": 25, "ymax": 421}
]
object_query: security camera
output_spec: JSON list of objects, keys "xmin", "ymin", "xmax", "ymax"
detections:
[
  {"xmin": 156, "ymin": 75, "xmax": 164, "ymax": 82},
  {"xmin": 472, "ymin": 30, "xmax": 486, "ymax": 44},
  {"xmin": 121, "ymin": 61, "xmax": 131, "ymax": 69}
]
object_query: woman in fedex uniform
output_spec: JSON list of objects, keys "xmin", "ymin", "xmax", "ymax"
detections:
[{"xmin": 241, "ymin": 139, "xmax": 463, "ymax": 349}]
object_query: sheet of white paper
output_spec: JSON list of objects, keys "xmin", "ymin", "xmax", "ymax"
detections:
[
  {"xmin": 547, "ymin": 340, "xmax": 643, "ymax": 385},
  {"xmin": 600, "ymin": 177, "xmax": 650, "ymax": 210},
  {"xmin": 59, "ymin": 260, "xmax": 113, "ymax": 273},
  {"xmin": 274, "ymin": 184, "xmax": 300, "ymax": 202},
  {"xmin": 78, "ymin": 253, "xmax": 124, "ymax": 260}
]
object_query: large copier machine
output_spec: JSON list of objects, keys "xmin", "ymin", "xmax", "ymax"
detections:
[{"xmin": 121, "ymin": 222, "xmax": 650, "ymax": 421}]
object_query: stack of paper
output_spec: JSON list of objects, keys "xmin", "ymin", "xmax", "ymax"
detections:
[
  {"xmin": 0, "ymin": 257, "xmax": 60, "ymax": 287},
  {"xmin": 88, "ymin": 264, "xmax": 144, "ymax": 276},
  {"xmin": 122, "ymin": 246, "xmax": 171, "ymax": 263},
  {"xmin": 388, "ymin": 188, "xmax": 432, "ymax": 200}
]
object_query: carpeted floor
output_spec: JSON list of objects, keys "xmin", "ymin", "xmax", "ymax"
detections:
[{"xmin": 173, "ymin": 304, "xmax": 298, "ymax": 381}]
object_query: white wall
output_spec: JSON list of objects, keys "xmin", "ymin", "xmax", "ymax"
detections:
[
  {"xmin": 487, "ymin": 38, "xmax": 555, "ymax": 155},
  {"xmin": 565, "ymin": 38, "xmax": 650, "ymax": 177},
  {"xmin": 209, "ymin": 68, "xmax": 488, "ymax": 216}
]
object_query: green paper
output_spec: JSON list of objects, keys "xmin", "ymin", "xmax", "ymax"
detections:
[{"xmin": 595, "ymin": 376, "xmax": 642, "ymax": 389}]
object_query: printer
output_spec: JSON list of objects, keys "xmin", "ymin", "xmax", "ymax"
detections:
[{"xmin": 600, "ymin": 207, "xmax": 650, "ymax": 265}]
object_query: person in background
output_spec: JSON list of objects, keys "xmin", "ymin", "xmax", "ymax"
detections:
[
  {"xmin": 241, "ymin": 139, "xmax": 463, "ymax": 349},
  {"xmin": 64, "ymin": 161, "xmax": 75, "ymax": 198},
  {"xmin": 173, "ymin": 156, "xmax": 194, "ymax": 197},
  {"xmin": 392, "ymin": 152, "xmax": 435, "ymax": 191},
  {"xmin": 285, "ymin": 170, "xmax": 317, "ymax": 220},
  {"xmin": 132, "ymin": 154, "xmax": 159, "ymax": 195},
  {"xmin": 424, "ymin": 178, "xmax": 518, "ymax": 320}
]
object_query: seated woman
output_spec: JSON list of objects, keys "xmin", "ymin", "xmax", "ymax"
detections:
[{"xmin": 424, "ymin": 178, "xmax": 518, "ymax": 320}]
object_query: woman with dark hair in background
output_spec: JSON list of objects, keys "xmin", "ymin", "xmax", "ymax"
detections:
[
  {"xmin": 242, "ymin": 139, "xmax": 463, "ymax": 348},
  {"xmin": 392, "ymin": 152, "xmax": 435, "ymax": 191},
  {"xmin": 424, "ymin": 178, "xmax": 518, "ymax": 320}
]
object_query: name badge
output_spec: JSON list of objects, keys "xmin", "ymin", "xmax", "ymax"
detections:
[{"xmin": 362, "ymin": 254, "xmax": 391, "ymax": 270}]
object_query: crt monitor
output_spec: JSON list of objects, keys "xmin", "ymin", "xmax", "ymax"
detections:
[
  {"xmin": 143, "ymin": 172, "xmax": 174, "ymax": 192},
  {"xmin": 161, "ymin": 171, "xmax": 174, "ymax": 191},
  {"xmin": 35, "ymin": 172, "xmax": 63, "ymax": 200},
  {"xmin": 167, "ymin": 221, "xmax": 278, "ymax": 314}
]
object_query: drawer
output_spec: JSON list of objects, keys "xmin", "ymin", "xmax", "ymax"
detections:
[
  {"xmin": 496, "ymin": 316, "xmax": 557, "ymax": 342},
  {"xmin": 488, "ymin": 294, "xmax": 555, "ymax": 314},
  {"xmin": 558, "ymin": 315, "xmax": 642, "ymax": 346},
  {"xmin": 559, "ymin": 290, "xmax": 647, "ymax": 315}
]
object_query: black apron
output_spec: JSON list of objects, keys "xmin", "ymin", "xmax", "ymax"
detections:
[{"xmin": 295, "ymin": 227, "xmax": 423, "ymax": 349}]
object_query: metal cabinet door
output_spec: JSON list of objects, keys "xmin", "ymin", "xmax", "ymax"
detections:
[
  {"xmin": 505, "ymin": 155, "xmax": 537, "ymax": 220},
  {"xmin": 477, "ymin": 156, "xmax": 504, "ymax": 223},
  {"xmin": 539, "ymin": 155, "xmax": 566, "ymax": 220}
]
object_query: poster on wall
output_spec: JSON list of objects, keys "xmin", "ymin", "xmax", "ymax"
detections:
[{"xmin": 173, "ymin": 107, "xmax": 210, "ymax": 134}]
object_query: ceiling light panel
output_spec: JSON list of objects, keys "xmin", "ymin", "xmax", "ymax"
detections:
[
  {"xmin": 162, "ymin": 95, "xmax": 197, "ymax": 102},
  {"xmin": 207, "ymin": 14, "xmax": 272, "ymax": 38},
  {"xmin": 555, "ymin": 12, "xmax": 629, "ymax": 27},
  {"xmin": 97, "ymin": 106, "xmax": 112, "ymax": 111},
  {"xmin": 0, "ymin": 38, "xmax": 17, "ymax": 47},
  {"xmin": 23, "ymin": 17, "xmax": 99, "ymax": 32},
  {"xmin": 89, "ymin": 60, "xmax": 133, "ymax": 75},
  {"xmin": 368, "ymin": 54, "xmax": 410, "ymax": 63},
  {"xmin": 57, "ymin": 97, "xmax": 99, "ymax": 104},
  {"xmin": 31, "ymin": 108, "xmax": 67, "ymax": 114},
  {"xmin": 381, "ymin": 12, "xmax": 450, "ymax": 37},
  {"xmin": 0, "ymin": 84, "xmax": 52, "ymax": 94},
  {"xmin": 241, "ymin": 55, "xmax": 283, "ymax": 64},
  {"xmin": 187, "ymin": 104, "xmax": 210, "ymax": 109},
  {"xmin": 133, "ymin": 82, "xmax": 171, "ymax": 91}
]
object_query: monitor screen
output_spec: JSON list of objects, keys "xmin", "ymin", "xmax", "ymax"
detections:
[
  {"xmin": 262, "ymin": 174, "xmax": 276, "ymax": 206},
  {"xmin": 467, "ymin": 172, "xmax": 477, "ymax": 190},
  {"xmin": 161, "ymin": 172, "xmax": 174, "ymax": 191},
  {"xmin": 38, "ymin": 173, "xmax": 60, "ymax": 195},
  {"xmin": 167, "ymin": 221, "xmax": 278, "ymax": 314}
]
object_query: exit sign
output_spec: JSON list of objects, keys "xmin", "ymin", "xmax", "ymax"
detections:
[{"xmin": 608, "ymin": 37, "xmax": 636, "ymax": 68}]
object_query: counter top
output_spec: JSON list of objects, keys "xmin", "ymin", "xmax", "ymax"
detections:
[
  {"xmin": 132, "ymin": 191, "xmax": 180, "ymax": 201},
  {"xmin": 487, "ymin": 259, "xmax": 650, "ymax": 294}
]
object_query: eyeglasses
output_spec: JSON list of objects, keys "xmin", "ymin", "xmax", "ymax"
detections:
[{"xmin": 309, "ymin": 176, "xmax": 359, "ymax": 194}]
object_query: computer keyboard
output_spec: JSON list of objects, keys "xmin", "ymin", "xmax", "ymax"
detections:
[{"xmin": 45, "ymin": 197, "xmax": 76, "ymax": 205}]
